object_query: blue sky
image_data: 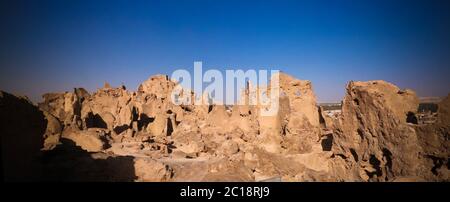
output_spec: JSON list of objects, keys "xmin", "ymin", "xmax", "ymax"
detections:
[{"xmin": 1, "ymin": 0, "xmax": 449, "ymax": 103}]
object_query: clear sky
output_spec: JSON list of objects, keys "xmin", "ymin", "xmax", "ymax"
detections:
[{"xmin": 1, "ymin": 0, "xmax": 449, "ymax": 103}]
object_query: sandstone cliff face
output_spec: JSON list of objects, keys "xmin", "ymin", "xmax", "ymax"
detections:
[
  {"xmin": 331, "ymin": 81, "xmax": 448, "ymax": 181},
  {"xmin": 1, "ymin": 73, "xmax": 448, "ymax": 182}
]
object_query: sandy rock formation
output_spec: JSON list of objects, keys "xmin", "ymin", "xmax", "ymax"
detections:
[
  {"xmin": 39, "ymin": 88, "xmax": 87, "ymax": 128},
  {"xmin": 42, "ymin": 111, "xmax": 63, "ymax": 150},
  {"xmin": 331, "ymin": 80, "xmax": 423, "ymax": 181},
  {"xmin": 146, "ymin": 109, "xmax": 172, "ymax": 137},
  {"xmin": 138, "ymin": 74, "xmax": 175, "ymax": 98},
  {"xmin": 255, "ymin": 94, "xmax": 289, "ymax": 153},
  {"xmin": 80, "ymin": 84, "xmax": 133, "ymax": 131},
  {"xmin": 62, "ymin": 128, "xmax": 111, "ymax": 152},
  {"xmin": 276, "ymin": 73, "xmax": 320, "ymax": 127},
  {"xmin": 134, "ymin": 158, "xmax": 174, "ymax": 181},
  {"xmin": 249, "ymin": 73, "xmax": 321, "ymax": 154}
]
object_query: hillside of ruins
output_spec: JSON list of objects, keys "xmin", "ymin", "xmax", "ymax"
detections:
[{"xmin": 1, "ymin": 72, "xmax": 448, "ymax": 182}]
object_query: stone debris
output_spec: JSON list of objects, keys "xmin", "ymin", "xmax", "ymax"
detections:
[{"xmin": 1, "ymin": 73, "xmax": 448, "ymax": 181}]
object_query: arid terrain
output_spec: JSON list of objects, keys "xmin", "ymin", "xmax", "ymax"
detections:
[{"xmin": 1, "ymin": 73, "xmax": 449, "ymax": 181}]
